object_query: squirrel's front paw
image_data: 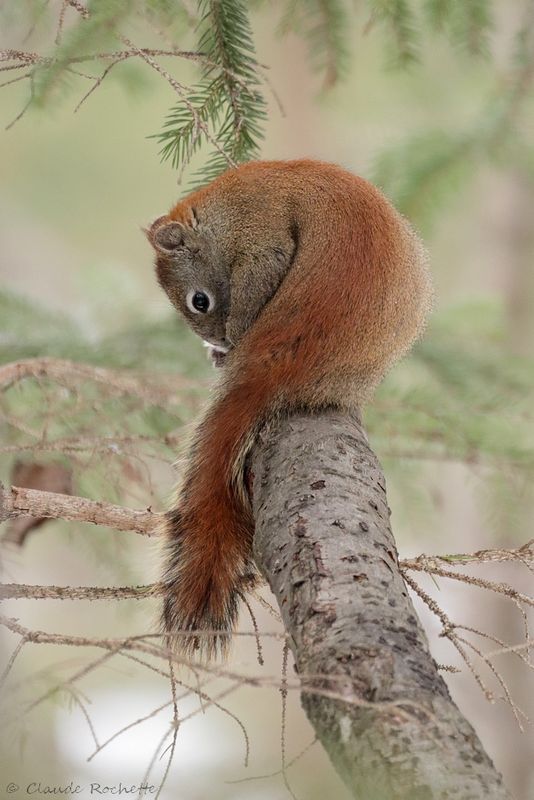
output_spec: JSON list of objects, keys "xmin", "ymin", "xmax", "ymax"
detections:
[
  {"xmin": 210, "ymin": 348, "xmax": 227, "ymax": 368},
  {"xmin": 203, "ymin": 342, "xmax": 230, "ymax": 368}
]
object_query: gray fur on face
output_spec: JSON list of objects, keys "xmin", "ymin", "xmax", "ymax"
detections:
[{"xmin": 152, "ymin": 222, "xmax": 232, "ymax": 349}]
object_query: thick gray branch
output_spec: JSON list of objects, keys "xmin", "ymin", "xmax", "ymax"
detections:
[{"xmin": 251, "ymin": 411, "xmax": 510, "ymax": 800}]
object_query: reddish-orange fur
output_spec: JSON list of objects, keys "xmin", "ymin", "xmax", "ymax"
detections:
[{"xmin": 149, "ymin": 160, "xmax": 431, "ymax": 658}]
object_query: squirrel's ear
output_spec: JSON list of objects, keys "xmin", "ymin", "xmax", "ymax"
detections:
[{"xmin": 147, "ymin": 218, "xmax": 185, "ymax": 253}]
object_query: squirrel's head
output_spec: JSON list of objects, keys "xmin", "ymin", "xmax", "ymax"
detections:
[{"xmin": 146, "ymin": 208, "xmax": 231, "ymax": 352}]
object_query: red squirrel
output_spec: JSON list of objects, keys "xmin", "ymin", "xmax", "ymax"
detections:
[{"xmin": 147, "ymin": 159, "xmax": 432, "ymax": 659}]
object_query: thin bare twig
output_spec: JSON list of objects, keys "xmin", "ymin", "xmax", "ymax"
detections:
[
  {"xmin": 69, "ymin": 689, "xmax": 101, "ymax": 751},
  {"xmin": 155, "ymin": 658, "xmax": 180, "ymax": 800},
  {"xmin": 25, "ymin": 648, "xmax": 120, "ymax": 714},
  {"xmin": 280, "ymin": 641, "xmax": 297, "ymax": 800},
  {"xmin": 0, "ymin": 72, "xmax": 32, "ymax": 89},
  {"xmin": 226, "ymin": 736, "xmax": 318, "ymax": 785},
  {"xmin": 87, "ymin": 699, "xmax": 172, "ymax": 762},
  {"xmin": 0, "ymin": 636, "xmax": 27, "ymax": 687},
  {"xmin": 0, "ymin": 432, "xmax": 180, "ymax": 457},
  {"xmin": 0, "ymin": 47, "xmax": 205, "ymax": 73},
  {"xmin": 73, "ymin": 59, "xmax": 120, "ymax": 112},
  {"xmin": 403, "ymin": 559, "xmax": 534, "ymax": 608},
  {"xmin": 5, "ymin": 74, "xmax": 35, "ymax": 129},
  {"xmin": 400, "ymin": 541, "xmax": 534, "ymax": 570},
  {"xmin": 239, "ymin": 591, "xmax": 264, "ymax": 666}
]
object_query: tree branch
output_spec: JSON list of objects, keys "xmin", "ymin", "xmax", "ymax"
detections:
[
  {"xmin": 0, "ymin": 47, "xmax": 205, "ymax": 70},
  {"xmin": 251, "ymin": 410, "xmax": 511, "ymax": 800},
  {"xmin": 0, "ymin": 484, "xmax": 160, "ymax": 535},
  {"xmin": 0, "ymin": 582, "xmax": 159, "ymax": 600},
  {"xmin": 400, "ymin": 542, "xmax": 534, "ymax": 569}
]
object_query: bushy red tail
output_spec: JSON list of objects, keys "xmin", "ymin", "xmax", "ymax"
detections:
[{"xmin": 161, "ymin": 372, "xmax": 274, "ymax": 658}]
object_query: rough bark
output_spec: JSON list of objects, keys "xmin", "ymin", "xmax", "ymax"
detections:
[{"xmin": 251, "ymin": 410, "xmax": 511, "ymax": 800}]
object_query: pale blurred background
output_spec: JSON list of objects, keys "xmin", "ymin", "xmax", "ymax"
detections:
[{"xmin": 1, "ymin": 2, "xmax": 533, "ymax": 799}]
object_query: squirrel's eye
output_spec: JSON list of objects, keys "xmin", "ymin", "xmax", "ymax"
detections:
[{"xmin": 187, "ymin": 290, "xmax": 212, "ymax": 315}]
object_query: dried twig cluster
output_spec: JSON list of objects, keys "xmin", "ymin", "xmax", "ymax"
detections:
[{"xmin": 400, "ymin": 542, "xmax": 534, "ymax": 730}]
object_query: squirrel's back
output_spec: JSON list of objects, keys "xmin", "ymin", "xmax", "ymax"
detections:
[{"xmin": 187, "ymin": 159, "xmax": 431, "ymax": 404}]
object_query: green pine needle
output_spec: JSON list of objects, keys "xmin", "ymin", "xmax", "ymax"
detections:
[{"xmin": 154, "ymin": 0, "xmax": 266, "ymax": 187}]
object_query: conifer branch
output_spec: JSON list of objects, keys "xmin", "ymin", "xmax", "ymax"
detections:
[{"xmin": 155, "ymin": 0, "xmax": 266, "ymax": 185}]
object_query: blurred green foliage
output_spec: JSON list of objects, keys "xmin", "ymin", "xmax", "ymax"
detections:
[
  {"xmin": 0, "ymin": 288, "xmax": 210, "ymax": 532},
  {"xmin": 371, "ymin": 301, "xmax": 534, "ymax": 471},
  {"xmin": 0, "ymin": 290, "xmax": 209, "ymax": 374},
  {"xmin": 2, "ymin": 288, "xmax": 532, "ymax": 518}
]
